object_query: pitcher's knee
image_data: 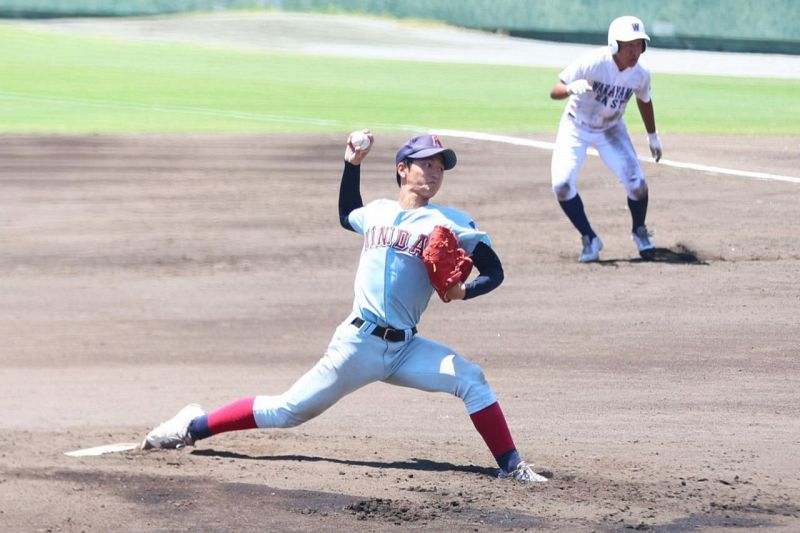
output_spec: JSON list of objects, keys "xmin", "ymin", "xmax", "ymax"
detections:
[
  {"xmin": 462, "ymin": 361, "xmax": 488, "ymax": 385},
  {"xmin": 455, "ymin": 362, "xmax": 494, "ymax": 407}
]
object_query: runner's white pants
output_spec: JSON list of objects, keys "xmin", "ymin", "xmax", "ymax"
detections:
[{"xmin": 551, "ymin": 113, "xmax": 648, "ymax": 201}]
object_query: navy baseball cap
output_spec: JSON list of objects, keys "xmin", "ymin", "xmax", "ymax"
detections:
[{"xmin": 395, "ymin": 135, "xmax": 457, "ymax": 170}]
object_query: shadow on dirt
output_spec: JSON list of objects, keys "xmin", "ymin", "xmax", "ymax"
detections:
[
  {"xmin": 653, "ymin": 513, "xmax": 784, "ymax": 532},
  {"xmin": 193, "ymin": 449, "xmax": 499, "ymax": 476},
  {"xmin": 601, "ymin": 245, "xmax": 709, "ymax": 266}
]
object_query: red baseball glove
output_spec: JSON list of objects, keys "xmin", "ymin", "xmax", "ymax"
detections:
[{"xmin": 422, "ymin": 225, "xmax": 473, "ymax": 301}]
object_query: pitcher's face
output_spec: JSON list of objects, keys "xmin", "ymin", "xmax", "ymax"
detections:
[{"xmin": 398, "ymin": 155, "xmax": 445, "ymax": 199}]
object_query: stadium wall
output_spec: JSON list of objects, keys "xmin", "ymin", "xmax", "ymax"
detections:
[{"xmin": 1, "ymin": 0, "xmax": 797, "ymax": 55}]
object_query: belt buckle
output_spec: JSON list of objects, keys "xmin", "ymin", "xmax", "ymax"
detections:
[{"xmin": 382, "ymin": 328, "xmax": 395, "ymax": 342}]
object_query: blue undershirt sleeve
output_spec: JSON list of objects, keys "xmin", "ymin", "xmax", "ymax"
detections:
[
  {"xmin": 338, "ymin": 161, "xmax": 363, "ymax": 231},
  {"xmin": 463, "ymin": 241, "xmax": 504, "ymax": 300}
]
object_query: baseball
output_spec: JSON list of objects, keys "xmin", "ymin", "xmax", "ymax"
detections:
[{"xmin": 350, "ymin": 130, "xmax": 371, "ymax": 150}]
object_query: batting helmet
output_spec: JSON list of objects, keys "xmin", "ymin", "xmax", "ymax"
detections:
[{"xmin": 608, "ymin": 16, "xmax": 650, "ymax": 54}]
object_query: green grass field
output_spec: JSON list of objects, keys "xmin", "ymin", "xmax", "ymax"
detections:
[{"xmin": 1, "ymin": 25, "xmax": 797, "ymax": 135}]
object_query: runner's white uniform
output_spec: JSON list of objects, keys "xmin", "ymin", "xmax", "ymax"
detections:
[
  {"xmin": 551, "ymin": 46, "xmax": 652, "ymax": 200},
  {"xmin": 252, "ymin": 200, "xmax": 497, "ymax": 428}
]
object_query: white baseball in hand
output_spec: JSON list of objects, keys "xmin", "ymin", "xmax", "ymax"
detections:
[{"xmin": 350, "ymin": 131, "xmax": 371, "ymax": 150}]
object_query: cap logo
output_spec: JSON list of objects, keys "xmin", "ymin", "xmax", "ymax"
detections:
[
  {"xmin": 631, "ymin": 22, "xmax": 640, "ymax": 31},
  {"xmin": 431, "ymin": 135, "xmax": 442, "ymax": 148}
]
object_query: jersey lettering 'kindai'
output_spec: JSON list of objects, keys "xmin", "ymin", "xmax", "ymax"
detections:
[
  {"xmin": 560, "ymin": 47, "xmax": 652, "ymax": 130},
  {"xmin": 347, "ymin": 199, "xmax": 490, "ymax": 330}
]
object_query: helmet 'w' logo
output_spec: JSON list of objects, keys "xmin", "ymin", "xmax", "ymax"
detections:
[
  {"xmin": 632, "ymin": 23, "xmax": 640, "ymax": 31},
  {"xmin": 431, "ymin": 135, "xmax": 442, "ymax": 147}
]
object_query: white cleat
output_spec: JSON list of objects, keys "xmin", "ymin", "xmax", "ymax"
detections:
[
  {"xmin": 498, "ymin": 461, "xmax": 549, "ymax": 483},
  {"xmin": 141, "ymin": 403, "xmax": 205, "ymax": 450},
  {"xmin": 579, "ymin": 235, "xmax": 603, "ymax": 263},
  {"xmin": 632, "ymin": 225, "xmax": 655, "ymax": 260}
]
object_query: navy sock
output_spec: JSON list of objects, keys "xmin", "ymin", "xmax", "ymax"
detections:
[
  {"xmin": 496, "ymin": 448, "xmax": 522, "ymax": 473},
  {"xmin": 559, "ymin": 194, "xmax": 595, "ymax": 238},
  {"xmin": 187, "ymin": 415, "xmax": 211, "ymax": 441},
  {"xmin": 627, "ymin": 195, "xmax": 648, "ymax": 232}
]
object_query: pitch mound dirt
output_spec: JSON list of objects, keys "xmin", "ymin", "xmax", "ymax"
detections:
[{"xmin": 1, "ymin": 132, "xmax": 798, "ymax": 531}]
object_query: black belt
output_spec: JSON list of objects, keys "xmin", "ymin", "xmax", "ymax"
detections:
[{"xmin": 351, "ymin": 317, "xmax": 416, "ymax": 343}]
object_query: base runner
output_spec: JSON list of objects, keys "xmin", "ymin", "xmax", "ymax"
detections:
[{"xmin": 549, "ymin": 15, "xmax": 663, "ymax": 263}]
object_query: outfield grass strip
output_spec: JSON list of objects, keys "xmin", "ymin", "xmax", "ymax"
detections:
[{"xmin": 0, "ymin": 91, "xmax": 341, "ymax": 127}]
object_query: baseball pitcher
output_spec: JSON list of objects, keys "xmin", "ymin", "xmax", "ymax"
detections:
[{"xmin": 141, "ymin": 132, "xmax": 548, "ymax": 483}]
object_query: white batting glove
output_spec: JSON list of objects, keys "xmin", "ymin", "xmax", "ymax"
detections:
[
  {"xmin": 566, "ymin": 79, "xmax": 593, "ymax": 95},
  {"xmin": 647, "ymin": 132, "xmax": 663, "ymax": 162}
]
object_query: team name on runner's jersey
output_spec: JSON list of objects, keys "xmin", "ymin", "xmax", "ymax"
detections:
[
  {"xmin": 591, "ymin": 81, "xmax": 634, "ymax": 109},
  {"xmin": 363, "ymin": 225, "xmax": 429, "ymax": 257}
]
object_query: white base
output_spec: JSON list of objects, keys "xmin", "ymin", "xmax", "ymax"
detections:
[{"xmin": 64, "ymin": 442, "xmax": 139, "ymax": 457}]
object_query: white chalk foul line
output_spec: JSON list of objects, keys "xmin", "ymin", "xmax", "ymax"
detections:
[
  {"xmin": 431, "ymin": 128, "xmax": 800, "ymax": 185},
  {"xmin": 430, "ymin": 128, "xmax": 556, "ymax": 151},
  {"xmin": 655, "ymin": 159, "xmax": 800, "ymax": 184},
  {"xmin": 64, "ymin": 442, "xmax": 139, "ymax": 457}
]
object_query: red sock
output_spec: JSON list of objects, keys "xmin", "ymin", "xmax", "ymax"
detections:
[
  {"xmin": 207, "ymin": 397, "xmax": 257, "ymax": 435},
  {"xmin": 470, "ymin": 401, "xmax": 516, "ymax": 458}
]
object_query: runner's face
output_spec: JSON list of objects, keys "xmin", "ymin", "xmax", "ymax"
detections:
[{"xmin": 615, "ymin": 39, "xmax": 644, "ymax": 69}]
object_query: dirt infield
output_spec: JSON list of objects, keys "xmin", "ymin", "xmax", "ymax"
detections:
[{"xmin": 1, "ymin": 132, "xmax": 798, "ymax": 531}]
